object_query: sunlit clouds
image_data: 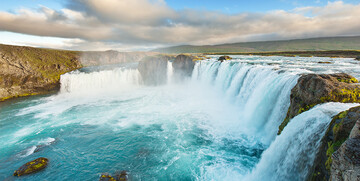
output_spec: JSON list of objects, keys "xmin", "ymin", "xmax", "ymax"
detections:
[{"xmin": 0, "ymin": 0, "xmax": 359, "ymax": 51}]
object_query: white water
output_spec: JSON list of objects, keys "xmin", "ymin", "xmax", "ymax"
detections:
[
  {"xmin": 167, "ymin": 61, "xmax": 174, "ymax": 84},
  {"xmin": 192, "ymin": 61, "xmax": 299, "ymax": 144},
  {"xmin": 2, "ymin": 56, "xmax": 360, "ymax": 180},
  {"xmin": 60, "ymin": 67, "xmax": 142, "ymax": 94},
  {"xmin": 245, "ymin": 102, "xmax": 359, "ymax": 181}
]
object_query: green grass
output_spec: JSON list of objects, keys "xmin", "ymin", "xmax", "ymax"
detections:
[{"xmin": 153, "ymin": 36, "xmax": 360, "ymax": 54}]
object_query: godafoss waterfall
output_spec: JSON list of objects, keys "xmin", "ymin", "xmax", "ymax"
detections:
[{"xmin": 1, "ymin": 55, "xmax": 360, "ymax": 180}]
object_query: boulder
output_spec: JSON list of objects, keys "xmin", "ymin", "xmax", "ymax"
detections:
[
  {"xmin": 13, "ymin": 157, "xmax": 48, "ymax": 176},
  {"xmin": 355, "ymin": 56, "xmax": 360, "ymax": 61},
  {"xmin": 99, "ymin": 173, "xmax": 116, "ymax": 181},
  {"xmin": 278, "ymin": 73, "xmax": 360, "ymax": 135},
  {"xmin": 218, "ymin": 55, "xmax": 232, "ymax": 62}
]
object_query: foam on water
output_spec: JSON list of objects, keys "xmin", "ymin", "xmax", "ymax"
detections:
[{"xmin": 1, "ymin": 56, "xmax": 360, "ymax": 180}]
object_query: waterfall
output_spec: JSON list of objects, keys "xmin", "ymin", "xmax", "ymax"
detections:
[
  {"xmin": 51, "ymin": 58, "xmax": 359, "ymax": 180},
  {"xmin": 192, "ymin": 60, "xmax": 299, "ymax": 143},
  {"xmin": 167, "ymin": 61, "xmax": 174, "ymax": 84},
  {"xmin": 244, "ymin": 102, "xmax": 359, "ymax": 181},
  {"xmin": 60, "ymin": 67, "xmax": 142, "ymax": 94}
]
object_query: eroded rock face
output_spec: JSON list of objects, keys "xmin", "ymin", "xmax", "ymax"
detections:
[
  {"xmin": 173, "ymin": 54, "xmax": 195, "ymax": 77},
  {"xmin": 137, "ymin": 54, "xmax": 196, "ymax": 85},
  {"xmin": 13, "ymin": 157, "xmax": 49, "ymax": 176},
  {"xmin": 308, "ymin": 106, "xmax": 360, "ymax": 181},
  {"xmin": 278, "ymin": 73, "xmax": 360, "ymax": 135},
  {"xmin": 137, "ymin": 55, "xmax": 173, "ymax": 85},
  {"xmin": 0, "ymin": 44, "xmax": 82, "ymax": 101},
  {"xmin": 331, "ymin": 137, "xmax": 360, "ymax": 181}
]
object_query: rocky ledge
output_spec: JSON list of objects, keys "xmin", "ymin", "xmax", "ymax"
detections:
[
  {"xmin": 0, "ymin": 44, "xmax": 82, "ymax": 101},
  {"xmin": 277, "ymin": 72, "xmax": 360, "ymax": 181},
  {"xmin": 278, "ymin": 73, "xmax": 360, "ymax": 135},
  {"xmin": 138, "ymin": 54, "xmax": 200, "ymax": 85}
]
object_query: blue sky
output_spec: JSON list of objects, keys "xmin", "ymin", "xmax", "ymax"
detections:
[
  {"xmin": 0, "ymin": 0, "xmax": 360, "ymax": 51},
  {"xmin": 2, "ymin": 0, "xmax": 360, "ymax": 13}
]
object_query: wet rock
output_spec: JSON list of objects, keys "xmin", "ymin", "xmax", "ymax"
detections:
[
  {"xmin": 13, "ymin": 157, "xmax": 48, "ymax": 176},
  {"xmin": 318, "ymin": 61, "xmax": 332, "ymax": 64},
  {"xmin": 173, "ymin": 54, "xmax": 195, "ymax": 77},
  {"xmin": 278, "ymin": 73, "xmax": 360, "ymax": 135},
  {"xmin": 34, "ymin": 138, "xmax": 57, "ymax": 153},
  {"xmin": 355, "ymin": 56, "xmax": 360, "ymax": 61},
  {"xmin": 218, "ymin": 55, "xmax": 232, "ymax": 62},
  {"xmin": 99, "ymin": 173, "xmax": 116, "ymax": 181},
  {"xmin": 100, "ymin": 173, "xmax": 116, "ymax": 181},
  {"xmin": 115, "ymin": 170, "xmax": 128, "ymax": 181}
]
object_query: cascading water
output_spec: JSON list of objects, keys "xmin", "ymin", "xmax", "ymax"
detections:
[
  {"xmin": 192, "ymin": 61, "xmax": 299, "ymax": 143},
  {"xmin": 1, "ymin": 56, "xmax": 359, "ymax": 180},
  {"xmin": 244, "ymin": 102, "xmax": 359, "ymax": 181},
  {"xmin": 167, "ymin": 61, "xmax": 174, "ymax": 84},
  {"xmin": 60, "ymin": 67, "xmax": 142, "ymax": 94}
]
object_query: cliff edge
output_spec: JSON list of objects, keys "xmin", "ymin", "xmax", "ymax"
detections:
[{"xmin": 0, "ymin": 44, "xmax": 82, "ymax": 101}]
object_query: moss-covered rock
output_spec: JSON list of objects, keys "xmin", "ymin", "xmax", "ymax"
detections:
[
  {"xmin": 330, "ymin": 127, "xmax": 360, "ymax": 180},
  {"xmin": 218, "ymin": 55, "xmax": 232, "ymax": 62},
  {"xmin": 13, "ymin": 157, "xmax": 49, "ymax": 176},
  {"xmin": 308, "ymin": 106, "xmax": 360, "ymax": 181},
  {"xmin": 0, "ymin": 44, "xmax": 82, "ymax": 101},
  {"xmin": 278, "ymin": 73, "xmax": 360, "ymax": 135},
  {"xmin": 99, "ymin": 173, "xmax": 116, "ymax": 181}
]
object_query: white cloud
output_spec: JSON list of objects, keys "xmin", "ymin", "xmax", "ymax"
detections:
[{"xmin": 0, "ymin": 0, "xmax": 359, "ymax": 51}]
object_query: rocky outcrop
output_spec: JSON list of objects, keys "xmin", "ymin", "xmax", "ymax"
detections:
[
  {"xmin": 331, "ymin": 135, "xmax": 360, "ymax": 181},
  {"xmin": 137, "ymin": 54, "xmax": 197, "ymax": 85},
  {"xmin": 138, "ymin": 55, "xmax": 174, "ymax": 85},
  {"xmin": 278, "ymin": 73, "xmax": 360, "ymax": 135},
  {"xmin": 0, "ymin": 44, "xmax": 82, "ymax": 101},
  {"xmin": 13, "ymin": 157, "xmax": 49, "ymax": 176},
  {"xmin": 173, "ymin": 54, "xmax": 196, "ymax": 77},
  {"xmin": 218, "ymin": 55, "xmax": 232, "ymax": 62},
  {"xmin": 308, "ymin": 106, "xmax": 360, "ymax": 181}
]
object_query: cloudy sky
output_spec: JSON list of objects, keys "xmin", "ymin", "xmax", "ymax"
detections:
[{"xmin": 0, "ymin": 0, "xmax": 360, "ymax": 51}]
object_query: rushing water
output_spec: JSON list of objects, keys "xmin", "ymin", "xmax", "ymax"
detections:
[{"xmin": 0, "ymin": 56, "xmax": 360, "ymax": 180}]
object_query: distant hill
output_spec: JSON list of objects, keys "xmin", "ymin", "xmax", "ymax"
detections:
[{"xmin": 153, "ymin": 36, "xmax": 360, "ymax": 53}]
